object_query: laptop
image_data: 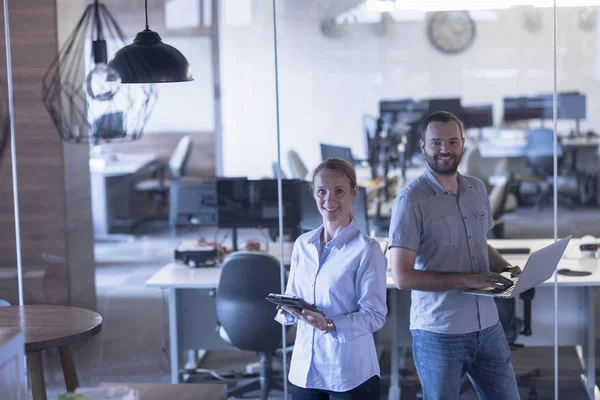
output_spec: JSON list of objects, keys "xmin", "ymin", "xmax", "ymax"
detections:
[{"xmin": 464, "ymin": 235, "xmax": 572, "ymax": 298}]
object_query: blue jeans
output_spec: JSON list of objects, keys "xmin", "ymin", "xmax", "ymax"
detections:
[{"xmin": 412, "ymin": 321, "xmax": 519, "ymax": 400}]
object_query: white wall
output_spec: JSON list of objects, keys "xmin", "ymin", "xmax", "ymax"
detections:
[{"xmin": 220, "ymin": 1, "xmax": 599, "ymax": 178}]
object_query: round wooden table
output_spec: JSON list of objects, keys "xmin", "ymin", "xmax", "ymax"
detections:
[{"xmin": 0, "ymin": 305, "xmax": 103, "ymax": 400}]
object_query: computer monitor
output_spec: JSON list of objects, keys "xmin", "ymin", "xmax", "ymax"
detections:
[
  {"xmin": 503, "ymin": 96, "xmax": 548, "ymax": 121},
  {"xmin": 216, "ymin": 178, "xmax": 302, "ymax": 230},
  {"xmin": 463, "ymin": 105, "xmax": 493, "ymax": 129},
  {"xmin": 299, "ymin": 185, "xmax": 369, "ymax": 234},
  {"xmin": 92, "ymin": 111, "xmax": 125, "ymax": 141},
  {"xmin": 427, "ymin": 98, "xmax": 463, "ymax": 119},
  {"xmin": 379, "ymin": 99, "xmax": 423, "ymax": 124},
  {"xmin": 557, "ymin": 93, "xmax": 586, "ymax": 120},
  {"xmin": 320, "ymin": 143, "xmax": 355, "ymax": 164}
]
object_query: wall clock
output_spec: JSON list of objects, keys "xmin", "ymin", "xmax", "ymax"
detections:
[{"xmin": 427, "ymin": 11, "xmax": 476, "ymax": 54}]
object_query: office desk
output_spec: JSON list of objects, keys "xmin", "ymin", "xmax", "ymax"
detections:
[
  {"xmin": 147, "ymin": 238, "xmax": 600, "ymax": 399},
  {"xmin": 562, "ymin": 136, "xmax": 600, "ymax": 148},
  {"xmin": 146, "ymin": 245, "xmax": 294, "ymax": 384},
  {"xmin": 90, "ymin": 153, "xmax": 157, "ymax": 236}
]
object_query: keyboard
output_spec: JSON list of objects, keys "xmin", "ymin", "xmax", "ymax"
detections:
[{"xmin": 487, "ymin": 276, "xmax": 519, "ymax": 295}]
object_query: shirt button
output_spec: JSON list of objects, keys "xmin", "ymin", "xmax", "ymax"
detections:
[
  {"xmin": 463, "ymin": 217, "xmax": 467, "ymax": 220},
  {"xmin": 468, "ymin": 236, "xmax": 471, "ymax": 239},
  {"xmin": 472, "ymin": 256, "xmax": 475, "ymax": 259}
]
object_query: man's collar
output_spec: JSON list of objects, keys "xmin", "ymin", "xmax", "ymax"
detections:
[{"xmin": 423, "ymin": 167, "xmax": 472, "ymax": 195}]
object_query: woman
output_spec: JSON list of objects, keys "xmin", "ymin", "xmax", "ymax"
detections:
[{"xmin": 275, "ymin": 157, "xmax": 387, "ymax": 400}]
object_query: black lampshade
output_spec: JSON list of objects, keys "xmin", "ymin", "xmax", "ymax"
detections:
[{"xmin": 108, "ymin": 29, "xmax": 193, "ymax": 84}]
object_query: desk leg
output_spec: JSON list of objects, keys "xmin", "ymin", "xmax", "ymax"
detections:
[
  {"xmin": 580, "ymin": 287, "xmax": 598, "ymax": 399},
  {"xmin": 27, "ymin": 351, "xmax": 46, "ymax": 400},
  {"xmin": 169, "ymin": 288, "xmax": 181, "ymax": 384},
  {"xmin": 388, "ymin": 289, "xmax": 400, "ymax": 400},
  {"xmin": 58, "ymin": 345, "xmax": 79, "ymax": 392}
]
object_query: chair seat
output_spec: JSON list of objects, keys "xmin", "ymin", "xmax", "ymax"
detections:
[{"xmin": 135, "ymin": 179, "xmax": 170, "ymax": 192}]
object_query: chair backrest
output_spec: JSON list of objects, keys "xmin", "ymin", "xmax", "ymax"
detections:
[
  {"xmin": 320, "ymin": 143, "xmax": 355, "ymax": 165},
  {"xmin": 488, "ymin": 173, "xmax": 511, "ymax": 221},
  {"xmin": 216, "ymin": 252, "xmax": 283, "ymax": 352},
  {"xmin": 525, "ymin": 128, "xmax": 563, "ymax": 177},
  {"xmin": 272, "ymin": 162, "xmax": 287, "ymax": 179},
  {"xmin": 169, "ymin": 136, "xmax": 193, "ymax": 178},
  {"xmin": 287, "ymin": 150, "xmax": 309, "ymax": 180}
]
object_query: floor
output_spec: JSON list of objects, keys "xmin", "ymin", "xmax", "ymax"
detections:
[{"xmin": 38, "ymin": 206, "xmax": 600, "ymax": 399}]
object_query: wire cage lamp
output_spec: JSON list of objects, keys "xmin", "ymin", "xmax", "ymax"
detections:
[{"xmin": 42, "ymin": 0, "xmax": 157, "ymax": 145}]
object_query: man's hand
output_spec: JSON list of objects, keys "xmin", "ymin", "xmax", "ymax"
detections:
[
  {"xmin": 464, "ymin": 272, "xmax": 514, "ymax": 289},
  {"xmin": 503, "ymin": 265, "xmax": 522, "ymax": 277}
]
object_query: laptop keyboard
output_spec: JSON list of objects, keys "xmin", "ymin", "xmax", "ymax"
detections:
[{"xmin": 488, "ymin": 276, "xmax": 519, "ymax": 295}]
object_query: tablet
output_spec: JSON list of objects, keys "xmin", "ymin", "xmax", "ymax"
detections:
[{"xmin": 265, "ymin": 293, "xmax": 325, "ymax": 315}]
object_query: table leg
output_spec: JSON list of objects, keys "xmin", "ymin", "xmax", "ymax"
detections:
[
  {"xmin": 581, "ymin": 287, "xmax": 598, "ymax": 399},
  {"xmin": 27, "ymin": 351, "xmax": 46, "ymax": 400},
  {"xmin": 59, "ymin": 345, "xmax": 79, "ymax": 392},
  {"xmin": 169, "ymin": 288, "xmax": 181, "ymax": 383},
  {"xmin": 388, "ymin": 289, "xmax": 400, "ymax": 400}
]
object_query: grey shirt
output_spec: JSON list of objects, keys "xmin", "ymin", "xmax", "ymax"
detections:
[{"xmin": 388, "ymin": 168, "xmax": 498, "ymax": 334}]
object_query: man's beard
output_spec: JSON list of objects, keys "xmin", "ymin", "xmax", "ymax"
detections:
[{"xmin": 425, "ymin": 152, "xmax": 462, "ymax": 175}]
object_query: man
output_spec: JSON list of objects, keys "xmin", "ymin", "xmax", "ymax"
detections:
[{"xmin": 388, "ymin": 111, "xmax": 521, "ymax": 399}]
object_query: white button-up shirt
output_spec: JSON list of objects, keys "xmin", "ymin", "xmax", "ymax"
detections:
[{"xmin": 275, "ymin": 221, "xmax": 388, "ymax": 391}]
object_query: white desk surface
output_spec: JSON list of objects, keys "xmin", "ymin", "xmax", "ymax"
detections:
[
  {"xmin": 146, "ymin": 238, "xmax": 600, "ymax": 289},
  {"xmin": 561, "ymin": 136, "xmax": 600, "ymax": 148},
  {"xmin": 89, "ymin": 153, "xmax": 158, "ymax": 176},
  {"xmin": 490, "ymin": 238, "xmax": 600, "ymax": 287}
]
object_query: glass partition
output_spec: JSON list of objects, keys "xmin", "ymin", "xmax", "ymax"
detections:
[
  {"xmin": 45, "ymin": 0, "xmax": 285, "ymax": 397},
  {"xmin": 274, "ymin": 0, "xmax": 559, "ymax": 398},
  {"xmin": 556, "ymin": 4, "xmax": 600, "ymax": 399}
]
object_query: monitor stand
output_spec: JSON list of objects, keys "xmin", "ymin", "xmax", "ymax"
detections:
[{"xmin": 231, "ymin": 227, "xmax": 239, "ymax": 252}]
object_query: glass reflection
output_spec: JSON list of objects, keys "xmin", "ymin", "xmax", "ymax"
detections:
[{"xmin": 274, "ymin": 0, "xmax": 561, "ymax": 398}]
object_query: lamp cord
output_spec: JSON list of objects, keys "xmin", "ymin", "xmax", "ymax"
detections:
[
  {"xmin": 145, "ymin": 0, "xmax": 149, "ymax": 30},
  {"xmin": 94, "ymin": 0, "xmax": 100, "ymax": 40}
]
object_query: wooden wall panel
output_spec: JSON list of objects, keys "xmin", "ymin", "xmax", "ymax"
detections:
[{"xmin": 0, "ymin": 0, "xmax": 95, "ymax": 309}]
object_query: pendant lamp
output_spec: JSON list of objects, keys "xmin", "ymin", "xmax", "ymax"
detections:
[
  {"xmin": 42, "ymin": 0, "xmax": 156, "ymax": 144},
  {"xmin": 108, "ymin": 0, "xmax": 193, "ymax": 84}
]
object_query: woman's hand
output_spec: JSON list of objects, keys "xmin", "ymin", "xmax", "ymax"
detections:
[{"xmin": 278, "ymin": 306, "xmax": 329, "ymax": 331}]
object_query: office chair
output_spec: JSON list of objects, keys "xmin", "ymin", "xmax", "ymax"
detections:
[
  {"xmin": 287, "ymin": 150, "xmax": 309, "ymax": 180},
  {"xmin": 271, "ymin": 162, "xmax": 287, "ymax": 179},
  {"xmin": 460, "ymin": 289, "xmax": 539, "ymax": 399},
  {"xmin": 488, "ymin": 173, "xmax": 513, "ymax": 239},
  {"xmin": 523, "ymin": 128, "xmax": 573, "ymax": 209},
  {"xmin": 135, "ymin": 135, "xmax": 193, "ymax": 219},
  {"xmin": 495, "ymin": 289, "xmax": 540, "ymax": 399},
  {"xmin": 215, "ymin": 252, "xmax": 285, "ymax": 400},
  {"xmin": 459, "ymin": 140, "xmax": 508, "ymax": 190}
]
